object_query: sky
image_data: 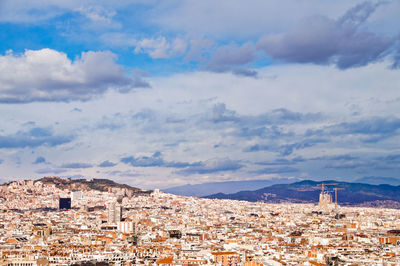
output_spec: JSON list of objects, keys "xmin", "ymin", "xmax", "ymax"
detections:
[{"xmin": 0, "ymin": 0, "xmax": 400, "ymax": 189}]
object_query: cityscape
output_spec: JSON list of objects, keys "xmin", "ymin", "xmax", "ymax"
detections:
[
  {"xmin": 1, "ymin": 0, "xmax": 400, "ymax": 265},
  {"xmin": 0, "ymin": 177, "xmax": 399, "ymax": 265}
]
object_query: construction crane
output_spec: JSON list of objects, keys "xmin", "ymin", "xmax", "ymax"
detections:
[
  {"xmin": 333, "ymin": 187, "xmax": 344, "ymax": 206},
  {"xmin": 320, "ymin": 183, "xmax": 338, "ymax": 193}
]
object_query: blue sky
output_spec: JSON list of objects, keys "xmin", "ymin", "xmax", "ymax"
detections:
[{"xmin": 0, "ymin": 0, "xmax": 400, "ymax": 188}]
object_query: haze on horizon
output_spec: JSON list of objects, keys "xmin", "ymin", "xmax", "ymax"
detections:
[{"xmin": 0, "ymin": 0, "xmax": 400, "ymax": 189}]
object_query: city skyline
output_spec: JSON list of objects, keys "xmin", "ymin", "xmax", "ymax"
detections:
[
  {"xmin": 1, "ymin": 177, "xmax": 400, "ymax": 265},
  {"xmin": 1, "ymin": 0, "xmax": 400, "ymax": 189}
]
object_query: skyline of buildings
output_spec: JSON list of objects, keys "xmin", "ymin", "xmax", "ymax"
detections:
[
  {"xmin": 1, "ymin": 1, "xmax": 400, "ymax": 264},
  {"xmin": 0, "ymin": 177, "xmax": 399, "ymax": 265}
]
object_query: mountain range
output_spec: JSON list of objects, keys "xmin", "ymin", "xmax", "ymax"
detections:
[
  {"xmin": 162, "ymin": 178, "xmax": 299, "ymax": 197},
  {"xmin": 163, "ymin": 176, "xmax": 400, "ymax": 197},
  {"xmin": 353, "ymin": 176, "xmax": 400, "ymax": 186},
  {"xmin": 204, "ymin": 180, "xmax": 400, "ymax": 208}
]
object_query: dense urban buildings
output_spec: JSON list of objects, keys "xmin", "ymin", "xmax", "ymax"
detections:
[{"xmin": 0, "ymin": 177, "xmax": 399, "ymax": 265}]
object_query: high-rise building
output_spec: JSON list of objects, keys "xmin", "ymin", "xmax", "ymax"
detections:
[
  {"xmin": 59, "ymin": 197, "xmax": 71, "ymax": 210},
  {"xmin": 107, "ymin": 202, "xmax": 122, "ymax": 224}
]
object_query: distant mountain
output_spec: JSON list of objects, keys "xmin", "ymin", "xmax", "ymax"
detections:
[
  {"xmin": 205, "ymin": 180, "xmax": 400, "ymax": 207},
  {"xmin": 163, "ymin": 178, "xmax": 299, "ymax": 197},
  {"xmin": 37, "ymin": 176, "xmax": 148, "ymax": 194},
  {"xmin": 354, "ymin": 176, "xmax": 400, "ymax": 186}
]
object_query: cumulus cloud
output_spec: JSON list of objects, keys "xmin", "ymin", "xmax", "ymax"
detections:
[
  {"xmin": 176, "ymin": 158, "xmax": 243, "ymax": 175},
  {"xmin": 337, "ymin": 1, "xmax": 383, "ymax": 28},
  {"xmin": 236, "ymin": 126, "xmax": 291, "ymax": 139},
  {"xmin": 0, "ymin": 49, "xmax": 148, "ymax": 103},
  {"xmin": 95, "ymin": 113, "xmax": 126, "ymax": 131},
  {"xmin": 279, "ymin": 139, "xmax": 328, "ymax": 156},
  {"xmin": 36, "ymin": 168, "xmax": 67, "ymax": 174},
  {"xmin": 209, "ymin": 103, "xmax": 322, "ymax": 126},
  {"xmin": 33, "ymin": 156, "xmax": 46, "ymax": 164},
  {"xmin": 0, "ymin": 127, "xmax": 73, "ymax": 149},
  {"xmin": 328, "ymin": 117, "xmax": 400, "ymax": 135},
  {"xmin": 205, "ymin": 43, "xmax": 258, "ymax": 77},
  {"xmin": 307, "ymin": 116, "xmax": 400, "ymax": 143},
  {"xmin": 256, "ymin": 157, "xmax": 305, "ymax": 166},
  {"xmin": 184, "ymin": 38, "xmax": 214, "ymax": 62},
  {"xmin": 98, "ymin": 160, "xmax": 117, "ymax": 167},
  {"xmin": 131, "ymin": 70, "xmax": 151, "ymax": 89},
  {"xmin": 71, "ymin": 107, "xmax": 82, "ymax": 112},
  {"xmin": 121, "ymin": 152, "xmax": 243, "ymax": 175},
  {"xmin": 76, "ymin": 5, "xmax": 116, "ymax": 24},
  {"xmin": 243, "ymin": 138, "xmax": 327, "ymax": 156},
  {"xmin": 60, "ymin": 162, "xmax": 93, "ymax": 169},
  {"xmin": 210, "ymin": 103, "xmax": 238, "ymax": 123},
  {"xmin": 0, "ymin": 0, "xmax": 138, "ymax": 23},
  {"xmin": 106, "ymin": 170, "xmax": 139, "ymax": 178},
  {"xmin": 257, "ymin": 1, "xmax": 394, "ymax": 69},
  {"xmin": 323, "ymin": 157, "xmax": 400, "ymax": 171},
  {"xmin": 325, "ymin": 161, "xmax": 369, "ymax": 169},
  {"xmin": 134, "ymin": 37, "xmax": 187, "ymax": 59},
  {"xmin": 252, "ymin": 166, "xmax": 299, "ymax": 175},
  {"xmin": 379, "ymin": 154, "xmax": 400, "ymax": 163},
  {"xmin": 310, "ymin": 154, "xmax": 359, "ymax": 161},
  {"xmin": 392, "ymin": 44, "xmax": 400, "ymax": 69},
  {"xmin": 243, "ymin": 144, "xmax": 271, "ymax": 153},
  {"xmin": 151, "ymin": 0, "xmax": 360, "ymax": 39},
  {"xmin": 121, "ymin": 152, "xmax": 196, "ymax": 168}
]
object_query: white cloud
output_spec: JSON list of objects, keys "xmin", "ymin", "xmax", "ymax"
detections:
[
  {"xmin": 0, "ymin": 0, "xmax": 146, "ymax": 22},
  {"xmin": 151, "ymin": 0, "xmax": 362, "ymax": 39},
  {"xmin": 170, "ymin": 38, "xmax": 188, "ymax": 56},
  {"xmin": 134, "ymin": 37, "xmax": 187, "ymax": 59},
  {"xmin": 205, "ymin": 43, "xmax": 258, "ymax": 76},
  {"xmin": 149, "ymin": 61, "xmax": 400, "ymax": 117},
  {"xmin": 76, "ymin": 6, "xmax": 116, "ymax": 24},
  {"xmin": 1, "ymin": 57, "xmax": 400, "ymax": 188},
  {"xmin": 0, "ymin": 49, "xmax": 148, "ymax": 103}
]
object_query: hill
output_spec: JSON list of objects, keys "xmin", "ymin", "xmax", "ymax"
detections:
[
  {"xmin": 162, "ymin": 178, "xmax": 299, "ymax": 197},
  {"xmin": 354, "ymin": 176, "xmax": 400, "ymax": 186},
  {"xmin": 205, "ymin": 180, "xmax": 400, "ymax": 208},
  {"xmin": 37, "ymin": 176, "xmax": 148, "ymax": 194}
]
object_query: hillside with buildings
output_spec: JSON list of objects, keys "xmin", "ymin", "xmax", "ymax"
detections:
[{"xmin": 37, "ymin": 176, "xmax": 146, "ymax": 194}]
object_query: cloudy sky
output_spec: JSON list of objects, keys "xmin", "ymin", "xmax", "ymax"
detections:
[{"xmin": 1, "ymin": 0, "xmax": 400, "ymax": 189}]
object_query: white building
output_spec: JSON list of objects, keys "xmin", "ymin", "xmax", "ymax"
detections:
[
  {"xmin": 71, "ymin": 191, "xmax": 83, "ymax": 201},
  {"xmin": 117, "ymin": 221, "xmax": 135, "ymax": 234}
]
